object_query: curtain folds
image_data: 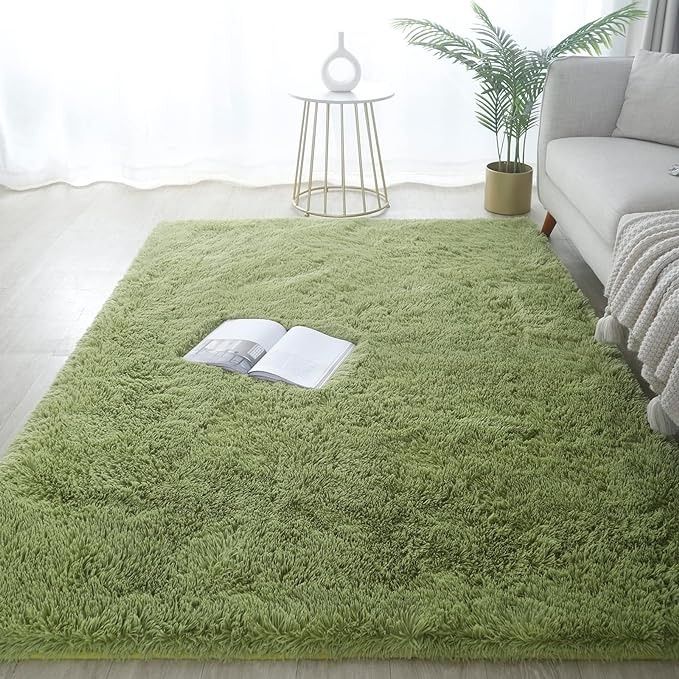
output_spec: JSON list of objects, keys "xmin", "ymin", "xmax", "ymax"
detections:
[
  {"xmin": 643, "ymin": 0, "xmax": 679, "ymax": 52},
  {"xmin": 0, "ymin": 0, "xmax": 634, "ymax": 190}
]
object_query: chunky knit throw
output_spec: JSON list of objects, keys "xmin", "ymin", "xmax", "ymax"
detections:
[{"xmin": 595, "ymin": 210, "xmax": 679, "ymax": 435}]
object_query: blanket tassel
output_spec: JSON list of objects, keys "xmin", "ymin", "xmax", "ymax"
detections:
[
  {"xmin": 594, "ymin": 314, "xmax": 626, "ymax": 346},
  {"xmin": 647, "ymin": 397, "xmax": 679, "ymax": 436}
]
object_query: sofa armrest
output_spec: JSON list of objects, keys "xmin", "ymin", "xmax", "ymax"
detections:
[{"xmin": 537, "ymin": 56, "xmax": 632, "ymax": 203}]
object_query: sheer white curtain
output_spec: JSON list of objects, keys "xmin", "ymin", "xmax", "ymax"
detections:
[{"xmin": 0, "ymin": 0, "xmax": 631, "ymax": 189}]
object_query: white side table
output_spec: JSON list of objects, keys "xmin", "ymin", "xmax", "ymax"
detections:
[{"xmin": 290, "ymin": 84, "xmax": 394, "ymax": 218}]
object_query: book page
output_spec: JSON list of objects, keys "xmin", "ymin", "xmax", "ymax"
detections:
[
  {"xmin": 184, "ymin": 319, "xmax": 287, "ymax": 374},
  {"xmin": 249, "ymin": 326, "xmax": 354, "ymax": 388}
]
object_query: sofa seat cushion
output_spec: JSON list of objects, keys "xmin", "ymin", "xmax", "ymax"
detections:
[{"xmin": 545, "ymin": 137, "xmax": 679, "ymax": 245}]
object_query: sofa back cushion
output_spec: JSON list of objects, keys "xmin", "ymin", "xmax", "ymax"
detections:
[{"xmin": 613, "ymin": 50, "xmax": 679, "ymax": 148}]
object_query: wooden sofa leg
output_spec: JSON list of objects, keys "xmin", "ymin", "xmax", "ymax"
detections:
[{"xmin": 541, "ymin": 212, "xmax": 557, "ymax": 237}]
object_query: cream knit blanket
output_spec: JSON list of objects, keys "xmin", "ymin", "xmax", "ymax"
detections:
[{"xmin": 595, "ymin": 210, "xmax": 679, "ymax": 435}]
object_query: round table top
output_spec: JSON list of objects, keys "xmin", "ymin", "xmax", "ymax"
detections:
[{"xmin": 289, "ymin": 82, "xmax": 394, "ymax": 104}]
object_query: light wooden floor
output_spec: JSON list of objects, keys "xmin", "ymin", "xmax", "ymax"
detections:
[{"xmin": 0, "ymin": 181, "xmax": 673, "ymax": 678}]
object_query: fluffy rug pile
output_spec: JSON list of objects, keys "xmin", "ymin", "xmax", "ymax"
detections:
[{"xmin": 0, "ymin": 218, "xmax": 677, "ymax": 661}]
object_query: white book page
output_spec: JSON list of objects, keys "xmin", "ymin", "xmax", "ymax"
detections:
[
  {"xmin": 249, "ymin": 326, "xmax": 354, "ymax": 388},
  {"xmin": 184, "ymin": 319, "xmax": 287, "ymax": 373}
]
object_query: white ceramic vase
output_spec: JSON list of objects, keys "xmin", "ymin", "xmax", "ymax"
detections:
[{"xmin": 321, "ymin": 32, "xmax": 361, "ymax": 92}]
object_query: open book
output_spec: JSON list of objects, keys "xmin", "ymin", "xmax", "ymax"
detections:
[{"xmin": 184, "ymin": 319, "xmax": 354, "ymax": 389}]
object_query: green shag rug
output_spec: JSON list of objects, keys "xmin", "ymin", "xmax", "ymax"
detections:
[{"xmin": 1, "ymin": 218, "xmax": 678, "ymax": 662}]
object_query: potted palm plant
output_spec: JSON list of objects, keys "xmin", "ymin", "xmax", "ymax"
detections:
[{"xmin": 394, "ymin": 3, "xmax": 644, "ymax": 215}]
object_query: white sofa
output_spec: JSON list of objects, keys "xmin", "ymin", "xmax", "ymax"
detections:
[{"xmin": 537, "ymin": 56, "xmax": 679, "ymax": 283}]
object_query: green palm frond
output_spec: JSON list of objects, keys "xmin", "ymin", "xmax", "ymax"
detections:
[
  {"xmin": 475, "ymin": 86, "xmax": 510, "ymax": 135},
  {"xmin": 470, "ymin": 2, "xmax": 519, "ymax": 54},
  {"xmin": 392, "ymin": 18, "xmax": 482, "ymax": 70},
  {"xmin": 549, "ymin": 3, "xmax": 647, "ymax": 57}
]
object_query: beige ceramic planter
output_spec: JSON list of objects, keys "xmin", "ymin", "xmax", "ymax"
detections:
[{"xmin": 484, "ymin": 162, "xmax": 533, "ymax": 215}]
